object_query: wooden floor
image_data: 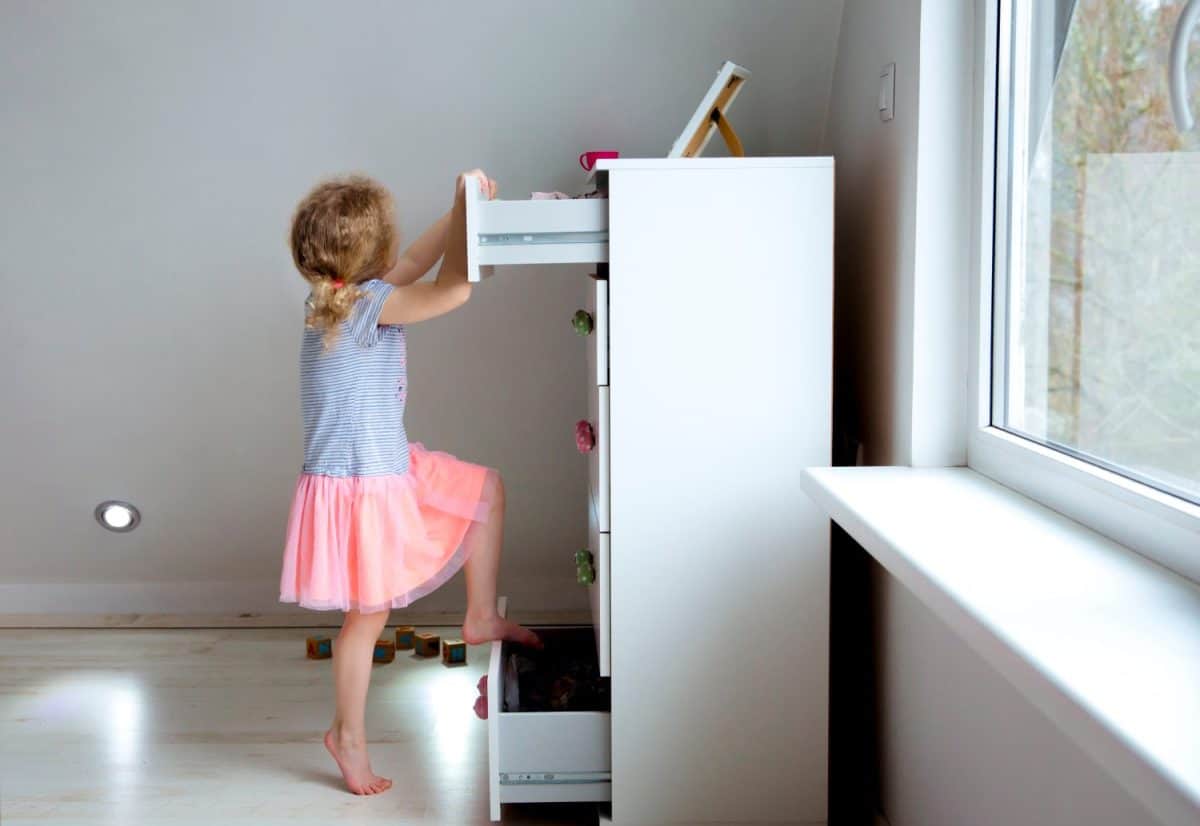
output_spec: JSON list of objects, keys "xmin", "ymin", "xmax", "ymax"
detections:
[{"xmin": 0, "ymin": 628, "xmax": 596, "ymax": 825}]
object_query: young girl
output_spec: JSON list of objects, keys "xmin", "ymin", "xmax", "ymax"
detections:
[{"xmin": 279, "ymin": 170, "xmax": 540, "ymax": 796}]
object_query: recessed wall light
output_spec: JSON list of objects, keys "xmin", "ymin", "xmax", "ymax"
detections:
[{"xmin": 95, "ymin": 501, "xmax": 140, "ymax": 533}]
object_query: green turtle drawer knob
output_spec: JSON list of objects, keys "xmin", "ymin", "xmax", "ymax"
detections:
[
  {"xmin": 572, "ymin": 310, "xmax": 594, "ymax": 336},
  {"xmin": 575, "ymin": 549, "xmax": 595, "ymax": 585}
]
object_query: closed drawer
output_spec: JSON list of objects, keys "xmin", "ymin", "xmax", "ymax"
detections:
[
  {"xmin": 581, "ymin": 276, "xmax": 609, "ymax": 387},
  {"xmin": 586, "ymin": 496, "xmax": 611, "ymax": 677},
  {"xmin": 487, "ymin": 598, "xmax": 611, "ymax": 821},
  {"xmin": 584, "ymin": 382, "xmax": 610, "ymax": 532},
  {"xmin": 465, "ymin": 178, "xmax": 609, "ymax": 282}
]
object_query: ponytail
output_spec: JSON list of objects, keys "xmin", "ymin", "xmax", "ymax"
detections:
[{"xmin": 304, "ymin": 278, "xmax": 364, "ymax": 347}]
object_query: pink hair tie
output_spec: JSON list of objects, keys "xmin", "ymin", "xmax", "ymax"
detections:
[{"xmin": 331, "ymin": 279, "xmax": 345, "ymax": 290}]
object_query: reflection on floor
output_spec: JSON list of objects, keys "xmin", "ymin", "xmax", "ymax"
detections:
[{"xmin": 0, "ymin": 628, "xmax": 595, "ymax": 825}]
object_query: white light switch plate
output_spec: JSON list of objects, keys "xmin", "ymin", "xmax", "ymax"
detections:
[{"xmin": 879, "ymin": 63, "xmax": 896, "ymax": 121}]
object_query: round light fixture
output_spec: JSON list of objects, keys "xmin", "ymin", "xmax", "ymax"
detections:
[{"xmin": 95, "ymin": 501, "xmax": 141, "ymax": 533}]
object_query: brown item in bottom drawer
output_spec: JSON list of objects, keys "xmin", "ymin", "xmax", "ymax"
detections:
[{"xmin": 504, "ymin": 628, "xmax": 609, "ymax": 712}]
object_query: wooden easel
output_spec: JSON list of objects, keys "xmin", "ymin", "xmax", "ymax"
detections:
[
  {"xmin": 711, "ymin": 108, "xmax": 745, "ymax": 157},
  {"xmin": 668, "ymin": 62, "xmax": 750, "ymax": 158}
]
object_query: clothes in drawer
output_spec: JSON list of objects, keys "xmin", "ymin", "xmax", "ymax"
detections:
[
  {"xmin": 580, "ymin": 276, "xmax": 609, "ymax": 387},
  {"xmin": 487, "ymin": 598, "xmax": 611, "ymax": 821},
  {"xmin": 465, "ymin": 178, "xmax": 609, "ymax": 282},
  {"xmin": 583, "ymin": 382, "xmax": 610, "ymax": 532}
]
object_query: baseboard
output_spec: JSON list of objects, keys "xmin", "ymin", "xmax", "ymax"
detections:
[
  {"xmin": 0, "ymin": 581, "xmax": 590, "ymax": 628},
  {"xmin": 0, "ymin": 581, "xmax": 292, "ymax": 616},
  {"xmin": 0, "ymin": 609, "xmax": 591, "ymax": 629}
]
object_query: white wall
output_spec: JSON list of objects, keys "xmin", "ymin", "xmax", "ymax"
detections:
[
  {"xmin": 826, "ymin": 0, "xmax": 1159, "ymax": 823},
  {"xmin": 871, "ymin": 561, "xmax": 1155, "ymax": 826},
  {"xmin": 0, "ymin": 0, "xmax": 842, "ymax": 617},
  {"xmin": 824, "ymin": 0, "xmax": 922, "ymax": 467},
  {"xmin": 823, "ymin": 0, "xmax": 967, "ymax": 468}
]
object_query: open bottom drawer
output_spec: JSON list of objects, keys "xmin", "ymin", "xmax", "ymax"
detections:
[{"xmin": 488, "ymin": 598, "xmax": 611, "ymax": 821}]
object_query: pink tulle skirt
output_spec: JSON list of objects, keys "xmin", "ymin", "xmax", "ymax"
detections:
[{"xmin": 279, "ymin": 443, "xmax": 495, "ymax": 614}]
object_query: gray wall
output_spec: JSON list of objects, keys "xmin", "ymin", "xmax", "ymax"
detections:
[
  {"xmin": 0, "ymin": 0, "xmax": 842, "ymax": 616},
  {"xmin": 825, "ymin": 1, "xmax": 1158, "ymax": 823}
]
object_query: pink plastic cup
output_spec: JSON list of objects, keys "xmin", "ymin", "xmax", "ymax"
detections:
[{"xmin": 579, "ymin": 150, "xmax": 619, "ymax": 171}]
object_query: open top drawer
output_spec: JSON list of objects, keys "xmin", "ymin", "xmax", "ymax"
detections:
[{"xmin": 465, "ymin": 177, "xmax": 608, "ymax": 282}]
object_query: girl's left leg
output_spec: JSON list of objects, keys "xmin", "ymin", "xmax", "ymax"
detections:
[
  {"xmin": 324, "ymin": 608, "xmax": 393, "ymax": 795},
  {"xmin": 461, "ymin": 472, "xmax": 541, "ymax": 648}
]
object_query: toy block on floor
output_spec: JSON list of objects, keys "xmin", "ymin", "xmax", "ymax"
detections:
[
  {"xmin": 373, "ymin": 639, "xmax": 396, "ymax": 664},
  {"xmin": 414, "ymin": 632, "xmax": 440, "ymax": 658},
  {"xmin": 394, "ymin": 625, "xmax": 416, "ymax": 650},
  {"xmin": 442, "ymin": 639, "xmax": 467, "ymax": 666},
  {"xmin": 306, "ymin": 636, "xmax": 332, "ymax": 659}
]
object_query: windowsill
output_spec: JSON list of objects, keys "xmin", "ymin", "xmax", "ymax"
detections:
[{"xmin": 802, "ymin": 466, "xmax": 1200, "ymax": 826}]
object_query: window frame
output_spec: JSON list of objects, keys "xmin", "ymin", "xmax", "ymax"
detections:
[{"xmin": 967, "ymin": 0, "xmax": 1200, "ymax": 585}]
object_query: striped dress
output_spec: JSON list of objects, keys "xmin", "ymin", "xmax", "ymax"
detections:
[{"xmin": 279, "ymin": 279, "xmax": 496, "ymax": 613}]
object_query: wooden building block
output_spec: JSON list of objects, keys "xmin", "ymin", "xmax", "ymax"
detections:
[
  {"xmin": 394, "ymin": 626, "xmax": 416, "ymax": 650},
  {"xmin": 442, "ymin": 639, "xmax": 467, "ymax": 666},
  {"xmin": 414, "ymin": 632, "xmax": 440, "ymax": 658},
  {"xmin": 372, "ymin": 639, "xmax": 396, "ymax": 664},
  {"xmin": 306, "ymin": 636, "xmax": 332, "ymax": 660}
]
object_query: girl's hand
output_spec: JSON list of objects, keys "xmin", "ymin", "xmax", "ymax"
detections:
[{"xmin": 457, "ymin": 169, "xmax": 498, "ymax": 201}]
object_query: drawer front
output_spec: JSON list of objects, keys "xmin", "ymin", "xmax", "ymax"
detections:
[
  {"xmin": 586, "ymin": 382, "xmax": 610, "ymax": 532},
  {"xmin": 497, "ymin": 713, "xmax": 611, "ymax": 783},
  {"xmin": 487, "ymin": 599, "xmax": 611, "ymax": 820},
  {"xmin": 587, "ymin": 497, "xmax": 611, "ymax": 677},
  {"xmin": 582, "ymin": 277, "xmax": 609, "ymax": 387},
  {"xmin": 465, "ymin": 177, "xmax": 610, "ymax": 282}
]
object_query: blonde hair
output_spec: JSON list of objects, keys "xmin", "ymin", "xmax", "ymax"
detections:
[{"xmin": 290, "ymin": 175, "xmax": 397, "ymax": 345}]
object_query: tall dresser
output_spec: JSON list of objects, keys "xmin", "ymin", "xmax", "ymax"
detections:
[{"xmin": 468, "ymin": 157, "xmax": 833, "ymax": 825}]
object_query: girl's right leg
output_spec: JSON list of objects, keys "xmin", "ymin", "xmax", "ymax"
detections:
[{"xmin": 325, "ymin": 608, "xmax": 393, "ymax": 795}]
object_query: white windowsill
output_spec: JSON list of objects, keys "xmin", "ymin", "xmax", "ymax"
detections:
[{"xmin": 802, "ymin": 467, "xmax": 1200, "ymax": 826}]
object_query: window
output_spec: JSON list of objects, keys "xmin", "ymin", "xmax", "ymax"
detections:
[
  {"xmin": 994, "ymin": 0, "xmax": 1200, "ymax": 504},
  {"xmin": 975, "ymin": 0, "xmax": 1200, "ymax": 580}
]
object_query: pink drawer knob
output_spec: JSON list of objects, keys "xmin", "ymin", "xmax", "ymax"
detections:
[{"xmin": 575, "ymin": 420, "xmax": 596, "ymax": 453}]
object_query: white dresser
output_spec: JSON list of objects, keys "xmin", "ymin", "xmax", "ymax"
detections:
[{"xmin": 469, "ymin": 157, "xmax": 833, "ymax": 825}]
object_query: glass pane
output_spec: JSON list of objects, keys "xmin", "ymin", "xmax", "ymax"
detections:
[{"xmin": 999, "ymin": 0, "xmax": 1200, "ymax": 503}]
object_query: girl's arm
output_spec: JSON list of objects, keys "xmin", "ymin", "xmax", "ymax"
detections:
[
  {"xmin": 382, "ymin": 212, "xmax": 451, "ymax": 287},
  {"xmin": 376, "ymin": 170, "xmax": 494, "ymax": 325},
  {"xmin": 384, "ymin": 176, "xmax": 500, "ymax": 287}
]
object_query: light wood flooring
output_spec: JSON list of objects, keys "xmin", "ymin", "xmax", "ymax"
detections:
[{"xmin": 0, "ymin": 628, "xmax": 596, "ymax": 825}]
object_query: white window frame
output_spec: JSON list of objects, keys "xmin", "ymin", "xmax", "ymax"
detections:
[{"xmin": 967, "ymin": 0, "xmax": 1200, "ymax": 584}]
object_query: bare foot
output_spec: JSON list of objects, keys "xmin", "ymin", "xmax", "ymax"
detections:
[
  {"xmin": 324, "ymin": 728, "xmax": 393, "ymax": 795},
  {"xmin": 462, "ymin": 615, "xmax": 542, "ymax": 648}
]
